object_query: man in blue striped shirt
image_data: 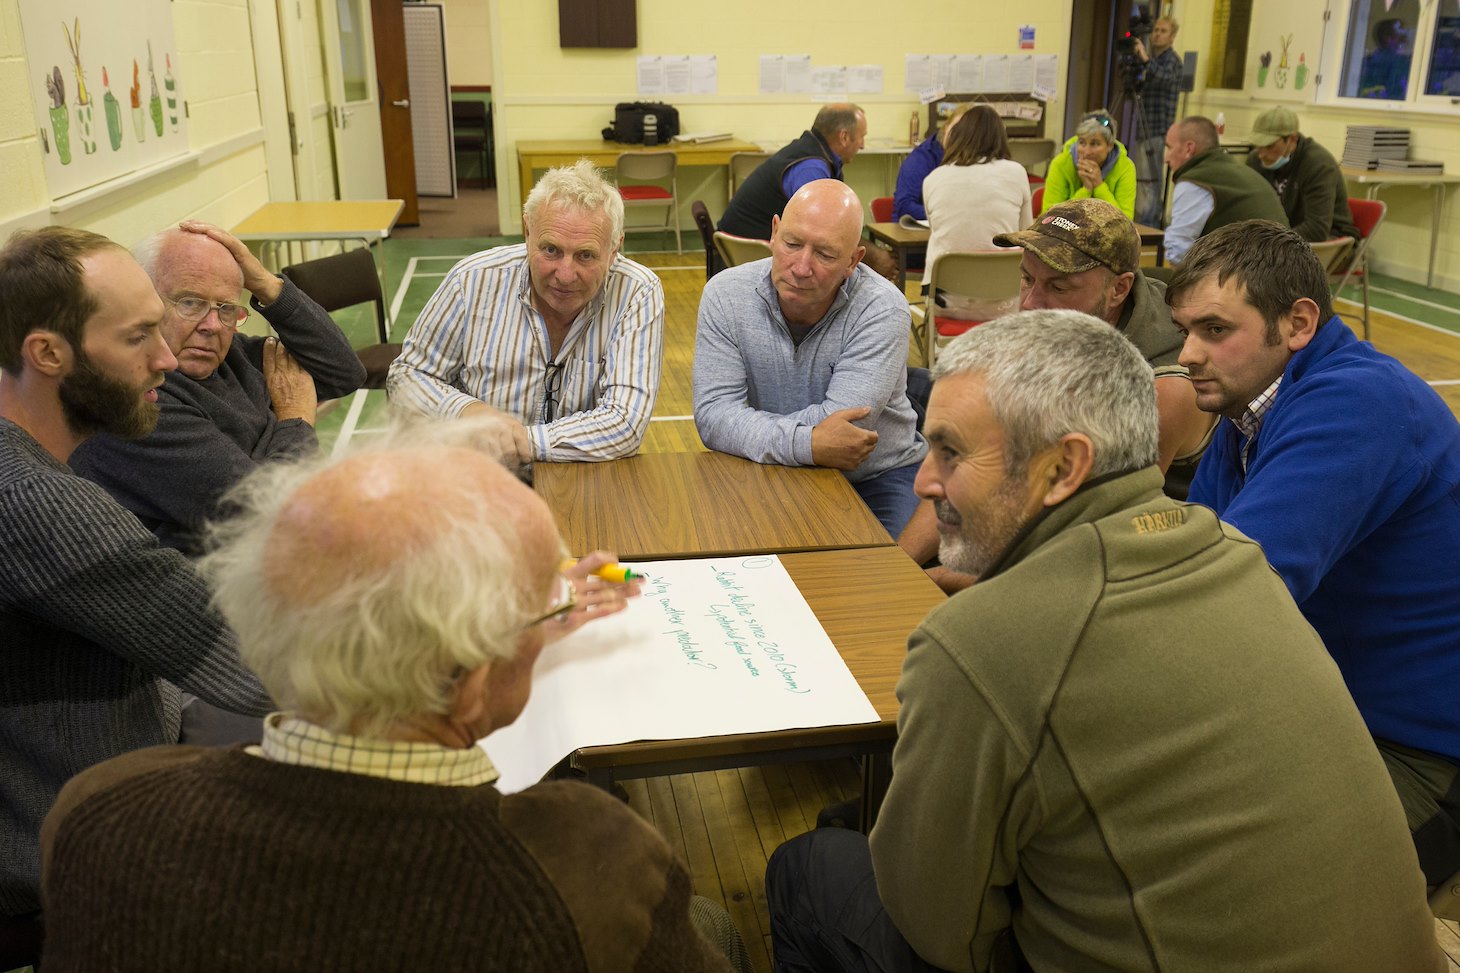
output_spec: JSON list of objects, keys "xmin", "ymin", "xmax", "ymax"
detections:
[{"xmin": 389, "ymin": 160, "xmax": 665, "ymax": 463}]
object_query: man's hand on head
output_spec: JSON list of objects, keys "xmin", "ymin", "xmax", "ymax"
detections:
[
  {"xmin": 460, "ymin": 402, "xmax": 534, "ymax": 468},
  {"xmin": 264, "ymin": 337, "xmax": 318, "ymax": 426},
  {"xmin": 811, "ymin": 406, "xmax": 878, "ymax": 470},
  {"xmin": 178, "ymin": 220, "xmax": 284, "ymax": 305}
]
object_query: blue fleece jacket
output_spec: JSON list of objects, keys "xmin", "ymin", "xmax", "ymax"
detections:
[
  {"xmin": 1189, "ymin": 318, "xmax": 1460, "ymax": 763},
  {"xmin": 893, "ymin": 134, "xmax": 944, "ymax": 221}
]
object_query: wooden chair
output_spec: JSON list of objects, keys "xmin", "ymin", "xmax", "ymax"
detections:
[
  {"xmin": 1009, "ymin": 138, "xmax": 1055, "ymax": 180},
  {"xmin": 1310, "ymin": 236, "xmax": 1356, "ymax": 277},
  {"xmin": 728, "ymin": 151, "xmax": 771, "ymax": 198},
  {"xmin": 918, "ymin": 250, "xmax": 1023, "ymax": 366},
  {"xmin": 871, "ymin": 196, "xmax": 894, "ymax": 223},
  {"xmin": 713, "ymin": 230, "xmax": 772, "ymax": 269},
  {"xmin": 451, "ymin": 100, "xmax": 493, "ymax": 189},
  {"xmin": 617, "ymin": 150, "xmax": 681, "ymax": 253},
  {"xmin": 281, "ymin": 248, "xmax": 399, "ymax": 388},
  {"xmin": 1331, "ymin": 197, "xmax": 1387, "ymax": 339}
]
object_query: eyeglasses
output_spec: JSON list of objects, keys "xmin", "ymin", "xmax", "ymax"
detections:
[
  {"xmin": 164, "ymin": 295, "xmax": 249, "ymax": 329},
  {"xmin": 542, "ymin": 361, "xmax": 566, "ymax": 422},
  {"xmin": 520, "ymin": 574, "xmax": 578, "ymax": 629}
]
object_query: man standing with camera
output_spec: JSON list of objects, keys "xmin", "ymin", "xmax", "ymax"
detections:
[{"xmin": 1126, "ymin": 16, "xmax": 1182, "ymax": 226}]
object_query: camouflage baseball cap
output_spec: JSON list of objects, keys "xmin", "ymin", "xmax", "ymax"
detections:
[{"xmin": 993, "ymin": 199, "xmax": 1139, "ymax": 277}]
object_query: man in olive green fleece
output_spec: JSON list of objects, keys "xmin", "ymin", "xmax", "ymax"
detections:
[{"xmin": 765, "ymin": 310, "xmax": 1442, "ymax": 973}]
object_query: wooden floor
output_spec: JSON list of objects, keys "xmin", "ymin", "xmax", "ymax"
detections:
[{"xmin": 619, "ymin": 251, "xmax": 1460, "ymax": 973}]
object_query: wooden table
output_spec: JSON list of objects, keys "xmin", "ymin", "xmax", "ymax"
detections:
[
  {"xmin": 232, "ymin": 199, "xmax": 406, "ymax": 337},
  {"xmin": 535, "ymin": 450, "xmax": 893, "ymax": 560},
  {"xmin": 867, "ymin": 220, "xmax": 1168, "ymax": 291},
  {"xmin": 516, "ymin": 137, "xmax": 764, "ymax": 208},
  {"xmin": 1341, "ymin": 167, "xmax": 1460, "ymax": 287},
  {"xmin": 566, "ymin": 545, "xmax": 943, "ymax": 800}
]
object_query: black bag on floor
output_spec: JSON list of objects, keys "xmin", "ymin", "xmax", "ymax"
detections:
[{"xmin": 602, "ymin": 102, "xmax": 680, "ymax": 146}]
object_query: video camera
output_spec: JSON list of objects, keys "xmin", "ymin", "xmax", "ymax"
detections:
[{"xmin": 1116, "ymin": 13, "xmax": 1154, "ymax": 56}]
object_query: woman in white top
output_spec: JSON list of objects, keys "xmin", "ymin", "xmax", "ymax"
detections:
[{"xmin": 922, "ymin": 104, "xmax": 1031, "ymax": 318}]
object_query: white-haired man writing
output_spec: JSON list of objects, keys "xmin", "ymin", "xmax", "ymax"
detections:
[{"xmin": 40, "ymin": 417, "xmax": 742, "ymax": 971}]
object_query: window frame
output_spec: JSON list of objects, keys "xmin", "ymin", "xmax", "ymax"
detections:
[{"xmin": 1319, "ymin": 0, "xmax": 1460, "ymax": 113}]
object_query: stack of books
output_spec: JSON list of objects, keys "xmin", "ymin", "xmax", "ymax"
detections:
[
  {"xmin": 1375, "ymin": 158, "xmax": 1445, "ymax": 174},
  {"xmin": 1342, "ymin": 126, "xmax": 1411, "ymax": 169}
]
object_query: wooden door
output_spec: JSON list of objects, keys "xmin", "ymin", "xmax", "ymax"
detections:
[{"xmin": 370, "ymin": 0, "xmax": 419, "ymax": 224}]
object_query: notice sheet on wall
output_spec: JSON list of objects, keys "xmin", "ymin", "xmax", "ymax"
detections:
[{"xmin": 480, "ymin": 555, "xmax": 878, "ymax": 792}]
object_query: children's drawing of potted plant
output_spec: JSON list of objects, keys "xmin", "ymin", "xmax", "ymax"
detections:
[
  {"xmin": 1275, "ymin": 35, "xmax": 1292, "ymax": 89},
  {"xmin": 1257, "ymin": 51, "xmax": 1271, "ymax": 87},
  {"xmin": 102, "ymin": 66, "xmax": 122, "ymax": 150},
  {"xmin": 165, "ymin": 53, "xmax": 178, "ymax": 131},
  {"xmin": 147, "ymin": 42, "xmax": 164, "ymax": 137},
  {"xmin": 63, "ymin": 19, "xmax": 95, "ymax": 155},
  {"xmin": 130, "ymin": 60, "xmax": 145, "ymax": 142},
  {"xmin": 1295, "ymin": 53, "xmax": 1309, "ymax": 90},
  {"xmin": 45, "ymin": 65, "xmax": 70, "ymax": 164}
]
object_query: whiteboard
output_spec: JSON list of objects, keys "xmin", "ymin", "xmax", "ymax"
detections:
[
  {"xmin": 481, "ymin": 555, "xmax": 879, "ymax": 792},
  {"xmin": 403, "ymin": 4, "xmax": 454, "ymax": 197}
]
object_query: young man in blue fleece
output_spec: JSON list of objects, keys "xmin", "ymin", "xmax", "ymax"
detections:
[{"xmin": 1172, "ymin": 218, "xmax": 1460, "ymax": 891}]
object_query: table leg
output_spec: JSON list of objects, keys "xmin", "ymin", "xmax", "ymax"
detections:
[
  {"xmin": 858, "ymin": 751, "xmax": 893, "ymax": 833},
  {"xmin": 1428, "ymin": 184, "xmax": 1441, "ymax": 288}
]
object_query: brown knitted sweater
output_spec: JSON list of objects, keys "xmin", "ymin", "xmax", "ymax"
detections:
[{"xmin": 41, "ymin": 746, "xmax": 731, "ymax": 972}]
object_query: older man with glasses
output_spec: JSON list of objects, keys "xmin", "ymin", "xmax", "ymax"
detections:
[{"xmin": 71, "ymin": 220, "xmax": 366, "ymax": 555}]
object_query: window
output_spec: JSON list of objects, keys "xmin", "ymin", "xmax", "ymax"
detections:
[{"xmin": 1334, "ymin": 0, "xmax": 1458, "ymax": 104}]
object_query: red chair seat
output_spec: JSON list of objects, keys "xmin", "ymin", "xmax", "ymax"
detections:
[
  {"xmin": 619, "ymin": 185, "xmax": 672, "ymax": 201},
  {"xmin": 934, "ymin": 316, "xmax": 988, "ymax": 337}
]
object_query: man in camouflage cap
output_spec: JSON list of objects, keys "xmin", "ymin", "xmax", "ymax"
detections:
[{"xmin": 994, "ymin": 198, "xmax": 1215, "ymax": 499}]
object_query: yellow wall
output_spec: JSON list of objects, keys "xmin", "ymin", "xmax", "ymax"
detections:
[
  {"xmin": 490, "ymin": 0, "xmax": 1074, "ymax": 234},
  {"xmin": 0, "ymin": 0, "xmax": 273, "ymax": 246},
  {"xmin": 1178, "ymin": 0, "xmax": 1460, "ymax": 290},
  {"xmin": 439, "ymin": 0, "xmax": 493, "ymax": 88}
]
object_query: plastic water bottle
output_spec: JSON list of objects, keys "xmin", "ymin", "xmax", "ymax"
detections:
[
  {"xmin": 909, "ymin": 111, "xmax": 920, "ymax": 146},
  {"xmin": 1216, "ymin": 112, "xmax": 1226, "ymax": 136}
]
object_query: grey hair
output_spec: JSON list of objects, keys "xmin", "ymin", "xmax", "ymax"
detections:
[
  {"xmin": 932, "ymin": 310, "xmax": 1158, "ymax": 478},
  {"xmin": 523, "ymin": 158, "xmax": 624, "ymax": 242},
  {"xmin": 1076, "ymin": 112, "xmax": 1117, "ymax": 143},
  {"xmin": 130, "ymin": 230, "xmax": 170, "ymax": 283},
  {"xmin": 197, "ymin": 414, "xmax": 561, "ymax": 737}
]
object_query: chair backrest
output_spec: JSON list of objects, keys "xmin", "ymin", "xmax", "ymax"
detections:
[
  {"xmin": 451, "ymin": 100, "xmax": 487, "ymax": 132},
  {"xmin": 1008, "ymin": 138, "xmax": 1055, "ymax": 175},
  {"xmin": 617, "ymin": 150, "xmax": 677, "ymax": 182},
  {"xmin": 1309, "ymin": 236, "xmax": 1356, "ymax": 276},
  {"xmin": 728, "ymin": 151, "xmax": 771, "ymax": 195},
  {"xmin": 1032, "ymin": 186, "xmax": 1045, "ymax": 217},
  {"xmin": 1348, "ymin": 197, "xmax": 1386, "ymax": 240},
  {"xmin": 870, "ymin": 196, "xmax": 894, "ymax": 223},
  {"xmin": 282, "ymin": 247, "xmax": 387, "ymax": 344},
  {"xmin": 713, "ymin": 230, "xmax": 772, "ymax": 268},
  {"xmin": 923, "ymin": 249, "xmax": 1024, "ymax": 364},
  {"xmin": 691, "ymin": 200, "xmax": 717, "ymax": 277}
]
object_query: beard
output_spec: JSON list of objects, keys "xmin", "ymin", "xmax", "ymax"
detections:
[
  {"xmin": 58, "ymin": 352, "xmax": 161, "ymax": 441},
  {"xmin": 935, "ymin": 475, "xmax": 1032, "ymax": 579}
]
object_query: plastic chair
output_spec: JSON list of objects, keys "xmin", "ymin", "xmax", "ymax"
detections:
[
  {"xmin": 691, "ymin": 200, "xmax": 718, "ymax": 279},
  {"xmin": 1032, "ymin": 186, "xmax": 1045, "ymax": 217},
  {"xmin": 617, "ymin": 150, "xmax": 681, "ymax": 253},
  {"xmin": 281, "ymin": 247, "xmax": 399, "ymax": 388},
  {"xmin": 451, "ymin": 100, "xmax": 493, "ymax": 189},
  {"xmin": 1009, "ymin": 138, "xmax": 1055, "ymax": 178},
  {"xmin": 728, "ymin": 151, "xmax": 771, "ymax": 198},
  {"xmin": 871, "ymin": 196, "xmax": 894, "ymax": 223},
  {"xmin": 919, "ymin": 250, "xmax": 1024, "ymax": 366},
  {"xmin": 713, "ymin": 230, "xmax": 772, "ymax": 269},
  {"xmin": 1310, "ymin": 236, "xmax": 1356, "ymax": 277},
  {"xmin": 1331, "ymin": 197, "xmax": 1387, "ymax": 339}
]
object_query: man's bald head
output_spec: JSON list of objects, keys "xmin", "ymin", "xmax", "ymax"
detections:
[
  {"xmin": 199, "ymin": 417, "xmax": 564, "ymax": 736},
  {"xmin": 769, "ymin": 180, "xmax": 868, "ymax": 328}
]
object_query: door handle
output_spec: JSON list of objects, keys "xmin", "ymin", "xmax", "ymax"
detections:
[{"xmin": 392, "ymin": 99, "xmax": 410, "ymax": 108}]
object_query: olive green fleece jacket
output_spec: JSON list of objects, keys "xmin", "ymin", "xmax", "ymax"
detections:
[{"xmin": 869, "ymin": 466, "xmax": 1442, "ymax": 973}]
